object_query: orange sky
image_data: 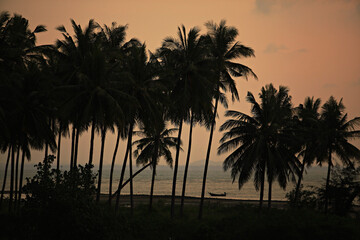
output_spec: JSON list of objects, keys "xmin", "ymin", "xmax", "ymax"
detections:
[{"xmin": 1, "ymin": 0, "xmax": 360, "ymax": 167}]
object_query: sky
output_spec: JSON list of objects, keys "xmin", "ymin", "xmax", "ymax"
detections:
[{"xmin": 1, "ymin": 0, "xmax": 360, "ymax": 168}]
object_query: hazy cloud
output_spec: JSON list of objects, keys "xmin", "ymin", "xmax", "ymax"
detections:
[
  {"xmin": 350, "ymin": 78, "xmax": 360, "ymax": 86},
  {"xmin": 255, "ymin": 0, "xmax": 277, "ymax": 14},
  {"xmin": 297, "ymin": 48, "xmax": 308, "ymax": 53},
  {"xmin": 323, "ymin": 83, "xmax": 336, "ymax": 89},
  {"xmin": 255, "ymin": 0, "xmax": 296, "ymax": 14},
  {"xmin": 264, "ymin": 43, "xmax": 287, "ymax": 53}
]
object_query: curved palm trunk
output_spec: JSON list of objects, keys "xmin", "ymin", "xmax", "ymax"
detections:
[
  {"xmin": 294, "ymin": 160, "xmax": 306, "ymax": 206},
  {"xmin": 268, "ymin": 180, "xmax": 272, "ymax": 209},
  {"xmin": 0, "ymin": 146, "xmax": 11, "ymax": 207},
  {"xmin": 17, "ymin": 150, "xmax": 25, "ymax": 208},
  {"xmin": 70, "ymin": 125, "xmax": 76, "ymax": 169},
  {"xmin": 170, "ymin": 120, "xmax": 183, "ymax": 219},
  {"xmin": 129, "ymin": 130, "xmax": 134, "ymax": 215},
  {"xmin": 73, "ymin": 127, "xmax": 80, "ymax": 168},
  {"xmin": 325, "ymin": 148, "xmax": 332, "ymax": 213},
  {"xmin": 115, "ymin": 123, "xmax": 133, "ymax": 212},
  {"xmin": 149, "ymin": 142, "xmax": 159, "ymax": 211},
  {"xmin": 112, "ymin": 162, "xmax": 152, "ymax": 197},
  {"xmin": 14, "ymin": 148, "xmax": 20, "ymax": 204},
  {"xmin": 199, "ymin": 96, "xmax": 219, "ymax": 219},
  {"xmin": 180, "ymin": 114, "xmax": 194, "ymax": 216},
  {"xmin": 9, "ymin": 146, "xmax": 15, "ymax": 211},
  {"xmin": 108, "ymin": 128, "xmax": 121, "ymax": 205},
  {"xmin": 96, "ymin": 126, "xmax": 106, "ymax": 203},
  {"xmin": 57, "ymin": 123, "xmax": 62, "ymax": 171},
  {"xmin": 89, "ymin": 120, "xmax": 96, "ymax": 165}
]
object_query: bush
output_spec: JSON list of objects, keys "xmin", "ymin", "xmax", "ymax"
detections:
[
  {"xmin": 286, "ymin": 185, "xmax": 318, "ymax": 209},
  {"xmin": 287, "ymin": 166, "xmax": 360, "ymax": 216},
  {"xmin": 20, "ymin": 155, "xmax": 103, "ymax": 239},
  {"xmin": 318, "ymin": 166, "xmax": 360, "ymax": 216}
]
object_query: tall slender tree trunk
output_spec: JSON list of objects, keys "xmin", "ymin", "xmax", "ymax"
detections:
[
  {"xmin": 45, "ymin": 118, "xmax": 51, "ymax": 159},
  {"xmin": 9, "ymin": 146, "xmax": 15, "ymax": 212},
  {"xmin": 294, "ymin": 159, "xmax": 306, "ymax": 206},
  {"xmin": 17, "ymin": 150, "xmax": 25, "ymax": 209},
  {"xmin": 149, "ymin": 142, "xmax": 158, "ymax": 211},
  {"xmin": 14, "ymin": 147, "xmax": 20, "ymax": 204},
  {"xmin": 115, "ymin": 123, "xmax": 133, "ymax": 212},
  {"xmin": 109, "ymin": 128, "xmax": 121, "ymax": 205},
  {"xmin": 129, "ymin": 129, "xmax": 134, "ymax": 215},
  {"xmin": 171, "ymin": 120, "xmax": 183, "ymax": 219},
  {"xmin": 180, "ymin": 114, "xmax": 194, "ymax": 216},
  {"xmin": 0, "ymin": 146, "xmax": 11, "ymax": 208},
  {"xmin": 268, "ymin": 180, "xmax": 272, "ymax": 209},
  {"xmin": 325, "ymin": 148, "xmax": 332, "ymax": 213},
  {"xmin": 57, "ymin": 123, "xmax": 62, "ymax": 171},
  {"xmin": 96, "ymin": 126, "xmax": 106, "ymax": 203},
  {"xmin": 70, "ymin": 125, "xmax": 76, "ymax": 169},
  {"xmin": 89, "ymin": 120, "xmax": 96, "ymax": 165},
  {"xmin": 259, "ymin": 169, "xmax": 265, "ymax": 213},
  {"xmin": 44, "ymin": 141, "xmax": 49, "ymax": 160},
  {"xmin": 199, "ymin": 96, "xmax": 219, "ymax": 219},
  {"xmin": 73, "ymin": 127, "xmax": 80, "ymax": 168}
]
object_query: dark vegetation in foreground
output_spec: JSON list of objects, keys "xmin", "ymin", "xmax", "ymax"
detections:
[
  {"xmin": 1, "ymin": 201, "xmax": 359, "ymax": 240},
  {"xmin": 1, "ymin": 157, "xmax": 359, "ymax": 240}
]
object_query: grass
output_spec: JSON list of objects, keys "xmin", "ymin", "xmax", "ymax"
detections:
[{"xmin": 0, "ymin": 200, "xmax": 359, "ymax": 240}]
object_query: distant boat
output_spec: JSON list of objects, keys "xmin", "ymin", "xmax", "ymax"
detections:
[{"xmin": 208, "ymin": 192, "xmax": 226, "ymax": 197}]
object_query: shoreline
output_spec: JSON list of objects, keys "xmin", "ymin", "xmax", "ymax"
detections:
[{"xmin": 102, "ymin": 194, "xmax": 290, "ymax": 209}]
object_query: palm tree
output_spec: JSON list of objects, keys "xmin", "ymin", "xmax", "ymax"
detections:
[
  {"xmin": 158, "ymin": 25, "xmax": 214, "ymax": 218},
  {"xmin": 133, "ymin": 119, "xmax": 178, "ymax": 210},
  {"xmin": 199, "ymin": 20, "xmax": 257, "ymax": 219},
  {"xmin": 114, "ymin": 42, "xmax": 160, "ymax": 212},
  {"xmin": 93, "ymin": 22, "xmax": 134, "ymax": 206},
  {"xmin": 317, "ymin": 96, "xmax": 360, "ymax": 213},
  {"xmin": 218, "ymin": 84, "xmax": 299, "ymax": 211},
  {"xmin": 293, "ymin": 97, "xmax": 321, "ymax": 205},
  {"xmin": 0, "ymin": 12, "xmax": 54, "ymax": 211}
]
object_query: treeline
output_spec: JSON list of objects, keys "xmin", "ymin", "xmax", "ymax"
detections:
[{"xmin": 0, "ymin": 11, "xmax": 359, "ymax": 221}]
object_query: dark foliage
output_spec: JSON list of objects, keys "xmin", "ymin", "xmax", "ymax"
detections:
[{"xmin": 287, "ymin": 166, "xmax": 360, "ymax": 216}]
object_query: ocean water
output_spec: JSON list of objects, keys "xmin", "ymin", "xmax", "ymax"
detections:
[{"xmin": 0, "ymin": 162, "xmax": 328, "ymax": 201}]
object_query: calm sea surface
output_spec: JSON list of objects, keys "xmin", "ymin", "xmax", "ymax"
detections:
[{"xmin": 0, "ymin": 163, "xmax": 328, "ymax": 201}]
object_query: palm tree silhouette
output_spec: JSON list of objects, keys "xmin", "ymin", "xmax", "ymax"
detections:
[
  {"xmin": 55, "ymin": 19, "xmax": 128, "ymax": 203},
  {"xmin": 218, "ymin": 84, "xmax": 299, "ymax": 211},
  {"xmin": 199, "ymin": 20, "xmax": 257, "ymax": 219},
  {"xmin": 0, "ymin": 12, "xmax": 54, "ymax": 211},
  {"xmin": 317, "ymin": 96, "xmax": 360, "ymax": 213},
  {"xmin": 293, "ymin": 97, "xmax": 321, "ymax": 205},
  {"xmin": 114, "ymin": 42, "xmax": 159, "ymax": 213},
  {"xmin": 157, "ymin": 25, "xmax": 214, "ymax": 218},
  {"xmin": 133, "ymin": 118, "xmax": 178, "ymax": 210}
]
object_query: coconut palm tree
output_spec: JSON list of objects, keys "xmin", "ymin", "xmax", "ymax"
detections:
[
  {"xmin": 0, "ymin": 12, "xmax": 54, "ymax": 211},
  {"xmin": 218, "ymin": 84, "xmax": 300, "ymax": 211},
  {"xmin": 94, "ymin": 22, "xmax": 134, "ymax": 206},
  {"xmin": 157, "ymin": 25, "xmax": 214, "ymax": 218},
  {"xmin": 317, "ymin": 96, "xmax": 360, "ymax": 213},
  {"xmin": 133, "ymin": 118, "xmax": 178, "ymax": 210},
  {"xmin": 114, "ymin": 42, "xmax": 160, "ymax": 213},
  {"xmin": 55, "ymin": 19, "xmax": 130, "ymax": 204},
  {"xmin": 293, "ymin": 97, "xmax": 321, "ymax": 205},
  {"xmin": 199, "ymin": 20, "xmax": 257, "ymax": 219}
]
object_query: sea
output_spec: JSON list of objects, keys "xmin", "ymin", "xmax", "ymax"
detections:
[{"xmin": 0, "ymin": 162, "xmax": 329, "ymax": 201}]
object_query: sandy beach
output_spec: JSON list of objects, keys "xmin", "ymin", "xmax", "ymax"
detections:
[{"xmin": 104, "ymin": 194, "xmax": 289, "ymax": 209}]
